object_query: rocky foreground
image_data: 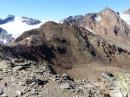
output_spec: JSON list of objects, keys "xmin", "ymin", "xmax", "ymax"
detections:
[{"xmin": 0, "ymin": 58, "xmax": 129, "ymax": 97}]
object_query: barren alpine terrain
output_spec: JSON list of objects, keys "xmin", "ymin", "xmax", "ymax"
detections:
[{"xmin": 0, "ymin": 7, "xmax": 130, "ymax": 97}]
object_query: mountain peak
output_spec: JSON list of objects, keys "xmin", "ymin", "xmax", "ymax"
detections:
[
  {"xmin": 99, "ymin": 7, "xmax": 119, "ymax": 22},
  {"xmin": 100, "ymin": 7, "xmax": 115, "ymax": 14}
]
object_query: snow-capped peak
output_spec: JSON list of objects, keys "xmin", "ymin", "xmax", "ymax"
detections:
[{"xmin": 95, "ymin": 15, "xmax": 102, "ymax": 22}]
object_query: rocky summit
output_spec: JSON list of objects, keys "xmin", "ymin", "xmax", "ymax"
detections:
[{"xmin": 0, "ymin": 7, "xmax": 130, "ymax": 97}]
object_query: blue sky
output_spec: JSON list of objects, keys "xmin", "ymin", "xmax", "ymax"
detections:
[{"xmin": 0, "ymin": 0, "xmax": 130, "ymax": 21}]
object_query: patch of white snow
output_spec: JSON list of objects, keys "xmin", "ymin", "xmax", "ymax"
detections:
[
  {"xmin": 120, "ymin": 13, "xmax": 130, "ymax": 25},
  {"xmin": 81, "ymin": 25, "xmax": 96, "ymax": 34},
  {"xmin": 95, "ymin": 15, "xmax": 102, "ymax": 22},
  {"xmin": 26, "ymin": 37, "xmax": 31, "ymax": 40}
]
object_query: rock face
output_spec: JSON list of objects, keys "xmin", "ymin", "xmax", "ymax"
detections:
[{"xmin": 64, "ymin": 8, "xmax": 130, "ymax": 51}]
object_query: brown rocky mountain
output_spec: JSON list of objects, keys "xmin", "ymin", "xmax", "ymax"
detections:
[
  {"xmin": 64, "ymin": 7, "xmax": 130, "ymax": 51},
  {"xmin": 0, "ymin": 21, "xmax": 130, "ymax": 70}
]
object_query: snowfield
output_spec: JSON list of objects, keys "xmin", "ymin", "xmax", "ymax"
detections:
[
  {"xmin": 120, "ymin": 13, "xmax": 130, "ymax": 25},
  {"xmin": 0, "ymin": 16, "xmax": 43, "ymax": 38}
]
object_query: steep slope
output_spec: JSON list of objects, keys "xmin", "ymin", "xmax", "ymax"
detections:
[
  {"xmin": 0, "ymin": 21, "xmax": 130, "ymax": 70},
  {"xmin": 63, "ymin": 8, "xmax": 130, "ymax": 51}
]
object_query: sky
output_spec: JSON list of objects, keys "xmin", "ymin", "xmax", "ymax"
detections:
[{"xmin": 0, "ymin": 0, "xmax": 130, "ymax": 22}]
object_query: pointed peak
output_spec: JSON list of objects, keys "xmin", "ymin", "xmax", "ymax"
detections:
[
  {"xmin": 99, "ymin": 7, "xmax": 118, "ymax": 17},
  {"xmin": 101, "ymin": 7, "xmax": 115, "ymax": 13}
]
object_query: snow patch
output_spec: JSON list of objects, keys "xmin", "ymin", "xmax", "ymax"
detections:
[
  {"xmin": 95, "ymin": 15, "xmax": 102, "ymax": 22},
  {"xmin": 86, "ymin": 28, "xmax": 96, "ymax": 34},
  {"xmin": 120, "ymin": 13, "xmax": 130, "ymax": 25},
  {"xmin": 3, "ymin": 39, "xmax": 7, "ymax": 44},
  {"xmin": 82, "ymin": 26, "xmax": 96, "ymax": 34}
]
